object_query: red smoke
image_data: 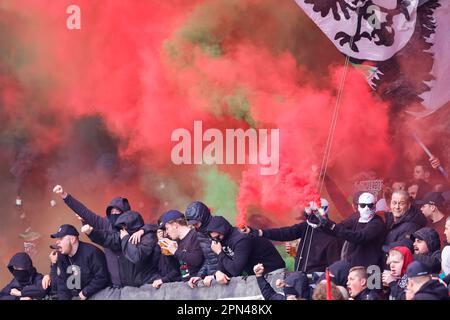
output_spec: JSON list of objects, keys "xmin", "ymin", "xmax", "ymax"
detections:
[{"xmin": 3, "ymin": 0, "xmax": 444, "ymax": 287}]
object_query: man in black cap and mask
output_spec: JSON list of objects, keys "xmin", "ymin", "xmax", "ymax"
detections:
[
  {"xmin": 53, "ymin": 184, "xmax": 153, "ymax": 288},
  {"xmin": 0, "ymin": 252, "xmax": 47, "ymax": 300},
  {"xmin": 51, "ymin": 224, "xmax": 109, "ymax": 300},
  {"xmin": 85, "ymin": 211, "xmax": 160, "ymax": 287}
]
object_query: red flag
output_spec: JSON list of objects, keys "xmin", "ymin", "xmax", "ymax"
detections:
[{"xmin": 326, "ymin": 267, "xmax": 332, "ymax": 300}]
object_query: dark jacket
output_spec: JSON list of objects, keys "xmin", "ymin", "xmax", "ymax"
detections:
[
  {"xmin": 0, "ymin": 252, "xmax": 47, "ymax": 300},
  {"xmin": 88, "ymin": 211, "xmax": 159, "ymax": 287},
  {"xmin": 63, "ymin": 194, "xmax": 129, "ymax": 286},
  {"xmin": 173, "ymin": 228, "xmax": 204, "ymax": 281},
  {"xmin": 262, "ymin": 222, "xmax": 342, "ymax": 273},
  {"xmin": 185, "ymin": 201, "xmax": 218, "ymax": 277},
  {"xmin": 388, "ymin": 274, "xmax": 408, "ymax": 300},
  {"xmin": 384, "ymin": 206, "xmax": 427, "ymax": 246},
  {"xmin": 326, "ymin": 213, "xmax": 386, "ymax": 268},
  {"xmin": 256, "ymin": 276, "xmax": 285, "ymax": 300},
  {"xmin": 155, "ymin": 246, "xmax": 182, "ymax": 283},
  {"xmin": 412, "ymin": 227, "xmax": 442, "ymax": 274},
  {"xmin": 207, "ymin": 216, "xmax": 285, "ymax": 277},
  {"xmin": 413, "ymin": 279, "xmax": 449, "ymax": 300},
  {"xmin": 63, "ymin": 194, "xmax": 154, "ymax": 287},
  {"xmin": 55, "ymin": 241, "xmax": 109, "ymax": 300},
  {"xmin": 354, "ymin": 288, "xmax": 380, "ymax": 300}
]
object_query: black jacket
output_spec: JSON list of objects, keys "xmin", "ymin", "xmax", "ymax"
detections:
[
  {"xmin": 88, "ymin": 211, "xmax": 159, "ymax": 287},
  {"xmin": 413, "ymin": 279, "xmax": 449, "ymax": 300},
  {"xmin": 63, "ymin": 194, "xmax": 154, "ymax": 287},
  {"xmin": 173, "ymin": 228, "xmax": 204, "ymax": 281},
  {"xmin": 185, "ymin": 201, "xmax": 218, "ymax": 277},
  {"xmin": 325, "ymin": 213, "xmax": 385, "ymax": 268},
  {"xmin": 256, "ymin": 276, "xmax": 285, "ymax": 300},
  {"xmin": 155, "ymin": 246, "xmax": 182, "ymax": 283},
  {"xmin": 412, "ymin": 227, "xmax": 442, "ymax": 274},
  {"xmin": 262, "ymin": 222, "xmax": 342, "ymax": 273},
  {"xmin": 384, "ymin": 206, "xmax": 427, "ymax": 246},
  {"xmin": 0, "ymin": 252, "xmax": 47, "ymax": 300},
  {"xmin": 388, "ymin": 274, "xmax": 408, "ymax": 300},
  {"xmin": 354, "ymin": 288, "xmax": 380, "ymax": 300},
  {"xmin": 207, "ymin": 216, "xmax": 285, "ymax": 277},
  {"xmin": 55, "ymin": 241, "xmax": 109, "ymax": 300}
]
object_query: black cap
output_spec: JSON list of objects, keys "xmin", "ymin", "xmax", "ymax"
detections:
[
  {"xmin": 50, "ymin": 224, "xmax": 79, "ymax": 238},
  {"xmin": 159, "ymin": 210, "xmax": 185, "ymax": 229},
  {"xmin": 382, "ymin": 238, "xmax": 414, "ymax": 254},
  {"xmin": 416, "ymin": 192, "xmax": 445, "ymax": 208},
  {"xmin": 405, "ymin": 261, "xmax": 430, "ymax": 278}
]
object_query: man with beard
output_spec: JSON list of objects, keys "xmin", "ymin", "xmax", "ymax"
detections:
[{"xmin": 51, "ymin": 224, "xmax": 109, "ymax": 300}]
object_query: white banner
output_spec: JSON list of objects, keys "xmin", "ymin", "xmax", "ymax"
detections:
[{"xmin": 294, "ymin": 0, "xmax": 419, "ymax": 61}]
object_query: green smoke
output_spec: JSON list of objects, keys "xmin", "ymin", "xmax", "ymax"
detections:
[{"xmin": 198, "ymin": 166, "xmax": 238, "ymax": 222}]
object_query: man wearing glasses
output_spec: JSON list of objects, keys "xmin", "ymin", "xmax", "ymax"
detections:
[{"xmin": 319, "ymin": 192, "xmax": 386, "ymax": 268}]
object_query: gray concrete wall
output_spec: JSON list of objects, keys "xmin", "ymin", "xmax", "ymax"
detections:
[{"xmin": 90, "ymin": 269, "xmax": 285, "ymax": 300}]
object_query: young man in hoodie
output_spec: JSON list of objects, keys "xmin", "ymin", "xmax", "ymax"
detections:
[
  {"xmin": 0, "ymin": 252, "xmax": 47, "ymax": 300},
  {"xmin": 53, "ymin": 185, "xmax": 153, "ymax": 288},
  {"xmin": 411, "ymin": 227, "xmax": 442, "ymax": 274},
  {"xmin": 206, "ymin": 216, "xmax": 285, "ymax": 284},
  {"xmin": 84, "ymin": 211, "xmax": 160, "ymax": 287},
  {"xmin": 184, "ymin": 201, "xmax": 219, "ymax": 288},
  {"xmin": 51, "ymin": 224, "xmax": 109, "ymax": 300},
  {"xmin": 382, "ymin": 245, "xmax": 414, "ymax": 300},
  {"xmin": 319, "ymin": 192, "xmax": 386, "ymax": 268},
  {"xmin": 158, "ymin": 210, "xmax": 204, "ymax": 282},
  {"xmin": 383, "ymin": 190, "xmax": 427, "ymax": 248},
  {"xmin": 405, "ymin": 261, "xmax": 449, "ymax": 300}
]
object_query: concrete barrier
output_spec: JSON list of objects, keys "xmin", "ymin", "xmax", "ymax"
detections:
[{"xmin": 90, "ymin": 269, "xmax": 286, "ymax": 300}]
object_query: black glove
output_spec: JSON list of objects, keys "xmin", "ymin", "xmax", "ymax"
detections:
[
  {"xmin": 317, "ymin": 215, "xmax": 336, "ymax": 230},
  {"xmin": 246, "ymin": 226, "xmax": 261, "ymax": 237}
]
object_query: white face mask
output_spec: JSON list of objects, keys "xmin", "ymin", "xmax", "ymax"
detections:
[
  {"xmin": 358, "ymin": 205, "xmax": 375, "ymax": 223},
  {"xmin": 357, "ymin": 192, "xmax": 376, "ymax": 223}
]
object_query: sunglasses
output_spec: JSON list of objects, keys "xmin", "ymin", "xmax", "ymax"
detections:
[{"xmin": 359, "ymin": 203, "xmax": 375, "ymax": 209}]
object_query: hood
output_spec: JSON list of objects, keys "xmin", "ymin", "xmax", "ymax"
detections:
[
  {"xmin": 283, "ymin": 272, "xmax": 307, "ymax": 297},
  {"xmin": 205, "ymin": 216, "xmax": 234, "ymax": 238},
  {"xmin": 415, "ymin": 279, "xmax": 449, "ymax": 300},
  {"xmin": 7, "ymin": 252, "xmax": 37, "ymax": 279},
  {"xmin": 185, "ymin": 201, "xmax": 212, "ymax": 232},
  {"xmin": 412, "ymin": 227, "xmax": 441, "ymax": 253},
  {"xmin": 387, "ymin": 205, "xmax": 427, "ymax": 228},
  {"xmin": 114, "ymin": 211, "xmax": 144, "ymax": 234},
  {"xmin": 106, "ymin": 197, "xmax": 131, "ymax": 216},
  {"xmin": 328, "ymin": 260, "xmax": 351, "ymax": 287},
  {"xmin": 391, "ymin": 246, "xmax": 414, "ymax": 276}
]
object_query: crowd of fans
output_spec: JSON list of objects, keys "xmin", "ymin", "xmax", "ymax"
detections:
[{"xmin": 1, "ymin": 158, "xmax": 449, "ymax": 300}]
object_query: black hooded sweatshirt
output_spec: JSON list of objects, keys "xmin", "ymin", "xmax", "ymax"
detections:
[
  {"xmin": 412, "ymin": 227, "xmax": 442, "ymax": 274},
  {"xmin": 63, "ymin": 194, "xmax": 130, "ymax": 286},
  {"xmin": 384, "ymin": 206, "xmax": 427, "ymax": 246},
  {"xmin": 413, "ymin": 279, "xmax": 449, "ymax": 300},
  {"xmin": 55, "ymin": 241, "xmax": 109, "ymax": 300},
  {"xmin": 206, "ymin": 216, "xmax": 285, "ymax": 277},
  {"xmin": 63, "ymin": 194, "xmax": 155, "ymax": 287},
  {"xmin": 262, "ymin": 221, "xmax": 342, "ymax": 273},
  {"xmin": 0, "ymin": 252, "xmax": 47, "ymax": 300},
  {"xmin": 328, "ymin": 213, "xmax": 386, "ymax": 268},
  {"xmin": 88, "ymin": 211, "xmax": 159, "ymax": 287}
]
